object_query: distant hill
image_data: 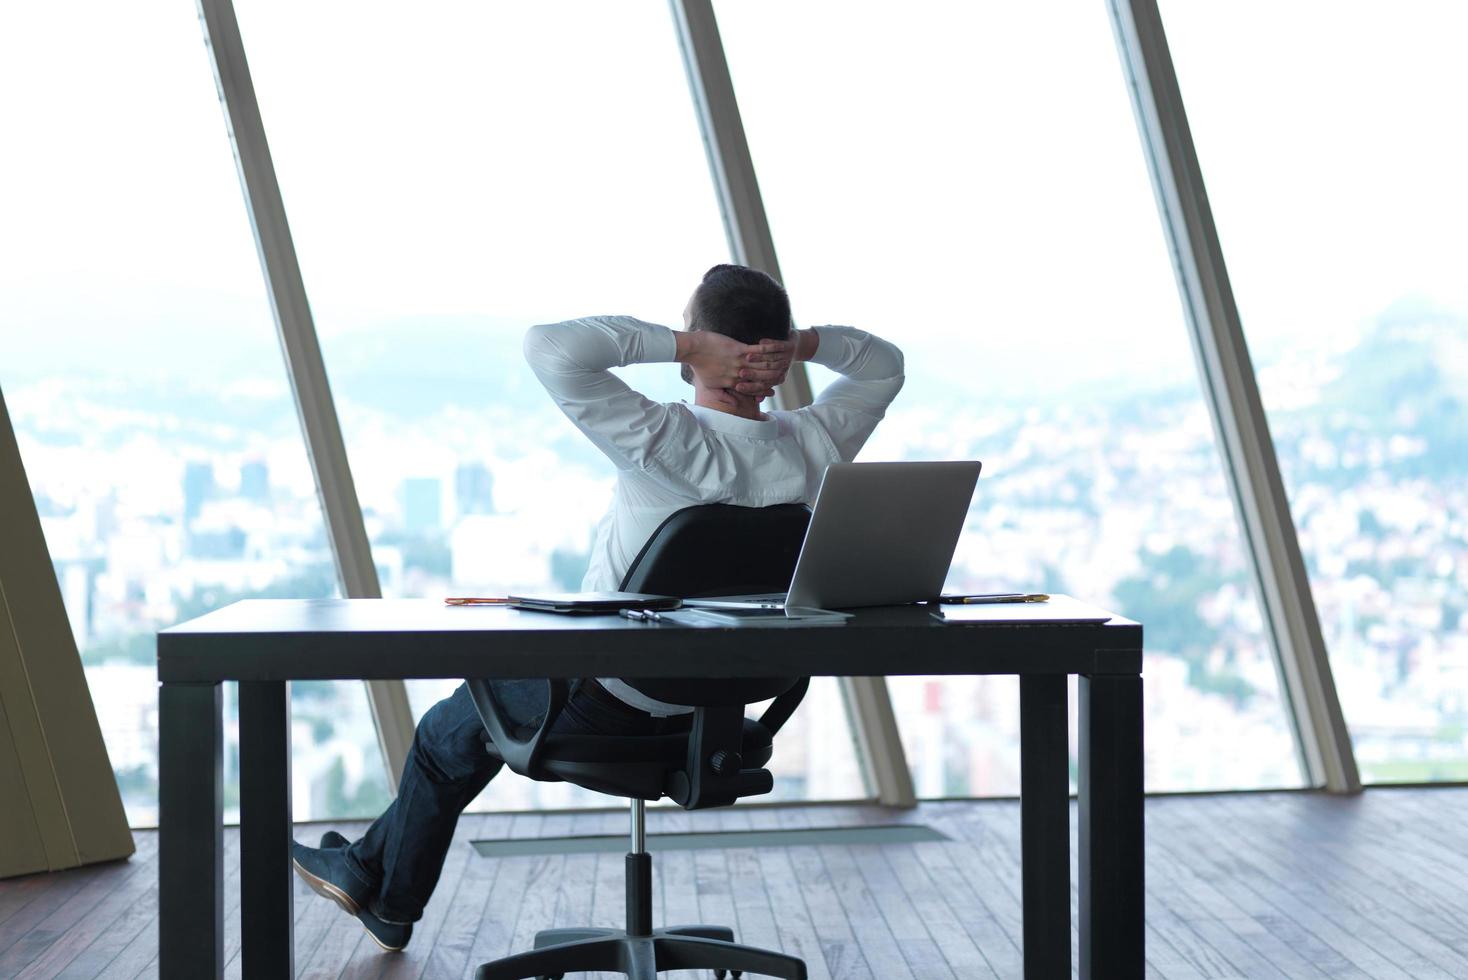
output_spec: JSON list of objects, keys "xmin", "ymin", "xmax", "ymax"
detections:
[
  {"xmin": 320, "ymin": 316, "xmax": 550, "ymax": 417},
  {"xmin": 1324, "ymin": 302, "xmax": 1468, "ymax": 414},
  {"xmin": 1278, "ymin": 304, "xmax": 1468, "ymax": 481},
  {"xmin": 8, "ymin": 306, "xmax": 1464, "ymax": 477}
]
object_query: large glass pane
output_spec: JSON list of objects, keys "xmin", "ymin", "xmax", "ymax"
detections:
[
  {"xmin": 0, "ymin": 2, "xmax": 389, "ymax": 824},
  {"xmin": 235, "ymin": 0, "xmax": 866, "ymax": 808},
  {"xmin": 716, "ymin": 0, "xmax": 1303, "ymax": 792},
  {"xmin": 1161, "ymin": 2, "xmax": 1468, "ymax": 783}
]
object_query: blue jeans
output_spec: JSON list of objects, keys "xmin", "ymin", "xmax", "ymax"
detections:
[{"xmin": 343, "ymin": 680, "xmax": 685, "ymax": 923}]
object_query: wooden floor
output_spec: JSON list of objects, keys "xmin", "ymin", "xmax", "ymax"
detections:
[{"xmin": 3, "ymin": 788, "xmax": 1467, "ymax": 979}]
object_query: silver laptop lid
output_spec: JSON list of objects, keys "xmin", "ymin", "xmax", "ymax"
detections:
[{"xmin": 787, "ymin": 460, "xmax": 981, "ymax": 610}]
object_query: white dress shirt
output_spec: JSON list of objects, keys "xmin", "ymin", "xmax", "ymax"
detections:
[{"xmin": 523, "ymin": 315, "xmax": 904, "ymax": 713}]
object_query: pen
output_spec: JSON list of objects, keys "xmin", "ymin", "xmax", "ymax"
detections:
[
  {"xmin": 620, "ymin": 608, "xmax": 667, "ymax": 622},
  {"xmin": 941, "ymin": 593, "xmax": 1050, "ymax": 605}
]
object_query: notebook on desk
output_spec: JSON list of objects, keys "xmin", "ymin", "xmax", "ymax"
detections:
[{"xmin": 507, "ymin": 592, "xmax": 682, "ymax": 615}]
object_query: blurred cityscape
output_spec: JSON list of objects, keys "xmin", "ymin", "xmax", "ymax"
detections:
[{"xmin": 6, "ymin": 305, "xmax": 1465, "ymax": 827}]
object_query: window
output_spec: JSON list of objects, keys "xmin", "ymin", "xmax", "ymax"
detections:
[
  {"xmin": 1161, "ymin": 1, "xmax": 1468, "ymax": 783},
  {"xmin": 716, "ymin": 0, "xmax": 1303, "ymax": 792},
  {"xmin": 0, "ymin": 2, "xmax": 389, "ymax": 824},
  {"xmin": 233, "ymin": 0, "xmax": 866, "ymax": 807}
]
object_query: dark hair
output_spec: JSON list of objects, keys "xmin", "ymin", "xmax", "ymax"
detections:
[{"xmin": 682, "ymin": 264, "xmax": 792, "ymax": 384}]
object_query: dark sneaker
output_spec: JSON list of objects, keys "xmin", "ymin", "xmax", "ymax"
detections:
[{"xmin": 291, "ymin": 839, "xmax": 413, "ymax": 952}]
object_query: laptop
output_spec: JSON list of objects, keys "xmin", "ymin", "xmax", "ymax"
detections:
[{"xmin": 688, "ymin": 460, "xmax": 982, "ymax": 612}]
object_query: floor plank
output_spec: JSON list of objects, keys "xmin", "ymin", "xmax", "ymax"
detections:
[
  {"xmin": 12, "ymin": 836, "xmax": 159, "ymax": 980},
  {"xmin": 5, "ymin": 788, "xmax": 1468, "ymax": 979}
]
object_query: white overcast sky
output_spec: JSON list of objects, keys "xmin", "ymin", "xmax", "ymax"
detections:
[{"xmin": 1, "ymin": 1, "xmax": 1464, "ymax": 391}]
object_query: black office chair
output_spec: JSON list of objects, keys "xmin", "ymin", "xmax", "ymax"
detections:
[{"xmin": 467, "ymin": 503, "xmax": 813, "ymax": 980}]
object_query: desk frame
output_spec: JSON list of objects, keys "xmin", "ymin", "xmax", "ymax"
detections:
[{"xmin": 158, "ymin": 600, "xmax": 1143, "ymax": 979}]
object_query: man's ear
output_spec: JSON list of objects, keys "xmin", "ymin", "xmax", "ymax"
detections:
[{"xmin": 681, "ymin": 363, "xmax": 694, "ymax": 385}]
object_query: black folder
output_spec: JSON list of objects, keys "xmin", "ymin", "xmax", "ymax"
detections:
[{"xmin": 506, "ymin": 592, "xmax": 683, "ymax": 615}]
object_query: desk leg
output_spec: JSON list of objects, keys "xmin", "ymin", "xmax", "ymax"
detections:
[
  {"xmin": 1078, "ymin": 674, "xmax": 1144, "ymax": 979},
  {"xmin": 1019, "ymin": 675, "xmax": 1071, "ymax": 980},
  {"xmin": 160, "ymin": 682, "xmax": 223, "ymax": 979},
  {"xmin": 240, "ymin": 681, "xmax": 293, "ymax": 979}
]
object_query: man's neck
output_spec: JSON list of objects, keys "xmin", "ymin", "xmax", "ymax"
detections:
[{"xmin": 694, "ymin": 388, "xmax": 768, "ymax": 421}]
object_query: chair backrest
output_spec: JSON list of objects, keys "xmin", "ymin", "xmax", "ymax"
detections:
[
  {"xmin": 620, "ymin": 503, "xmax": 811, "ymax": 597},
  {"xmin": 616, "ymin": 503, "xmax": 811, "ymax": 706}
]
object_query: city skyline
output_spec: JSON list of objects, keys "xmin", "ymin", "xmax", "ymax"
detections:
[{"xmin": 8, "ymin": 302, "xmax": 1463, "ymax": 825}]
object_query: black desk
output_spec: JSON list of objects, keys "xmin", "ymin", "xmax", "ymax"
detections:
[{"xmin": 158, "ymin": 598, "xmax": 1143, "ymax": 979}]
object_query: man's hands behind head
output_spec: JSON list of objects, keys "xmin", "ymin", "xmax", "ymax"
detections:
[
  {"xmin": 735, "ymin": 338, "xmax": 795, "ymax": 400},
  {"xmin": 727, "ymin": 329, "xmax": 815, "ymax": 399},
  {"xmin": 676, "ymin": 331, "xmax": 794, "ymax": 401}
]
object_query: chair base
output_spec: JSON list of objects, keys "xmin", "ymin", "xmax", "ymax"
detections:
[{"xmin": 473, "ymin": 924, "xmax": 807, "ymax": 979}]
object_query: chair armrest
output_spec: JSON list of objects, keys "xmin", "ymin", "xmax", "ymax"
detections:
[
  {"xmin": 756, "ymin": 677, "xmax": 809, "ymax": 736},
  {"xmin": 666, "ymin": 703, "xmax": 773, "ymax": 810},
  {"xmin": 466, "ymin": 678, "xmax": 572, "ymax": 777}
]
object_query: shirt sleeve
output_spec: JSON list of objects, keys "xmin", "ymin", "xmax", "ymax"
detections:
[
  {"xmin": 523, "ymin": 316, "xmax": 698, "ymax": 477},
  {"xmin": 801, "ymin": 326, "xmax": 906, "ymax": 461}
]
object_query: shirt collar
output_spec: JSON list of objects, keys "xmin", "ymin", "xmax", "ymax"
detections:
[{"xmin": 688, "ymin": 402, "xmax": 782, "ymax": 440}]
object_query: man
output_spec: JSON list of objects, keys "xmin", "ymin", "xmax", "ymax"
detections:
[{"xmin": 290, "ymin": 264, "xmax": 904, "ymax": 950}]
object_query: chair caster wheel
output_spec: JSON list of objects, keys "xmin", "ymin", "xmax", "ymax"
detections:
[{"xmin": 712, "ymin": 971, "xmax": 742, "ymax": 979}]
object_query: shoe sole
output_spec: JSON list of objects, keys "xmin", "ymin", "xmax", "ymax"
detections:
[{"xmin": 291, "ymin": 858, "xmax": 407, "ymax": 953}]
